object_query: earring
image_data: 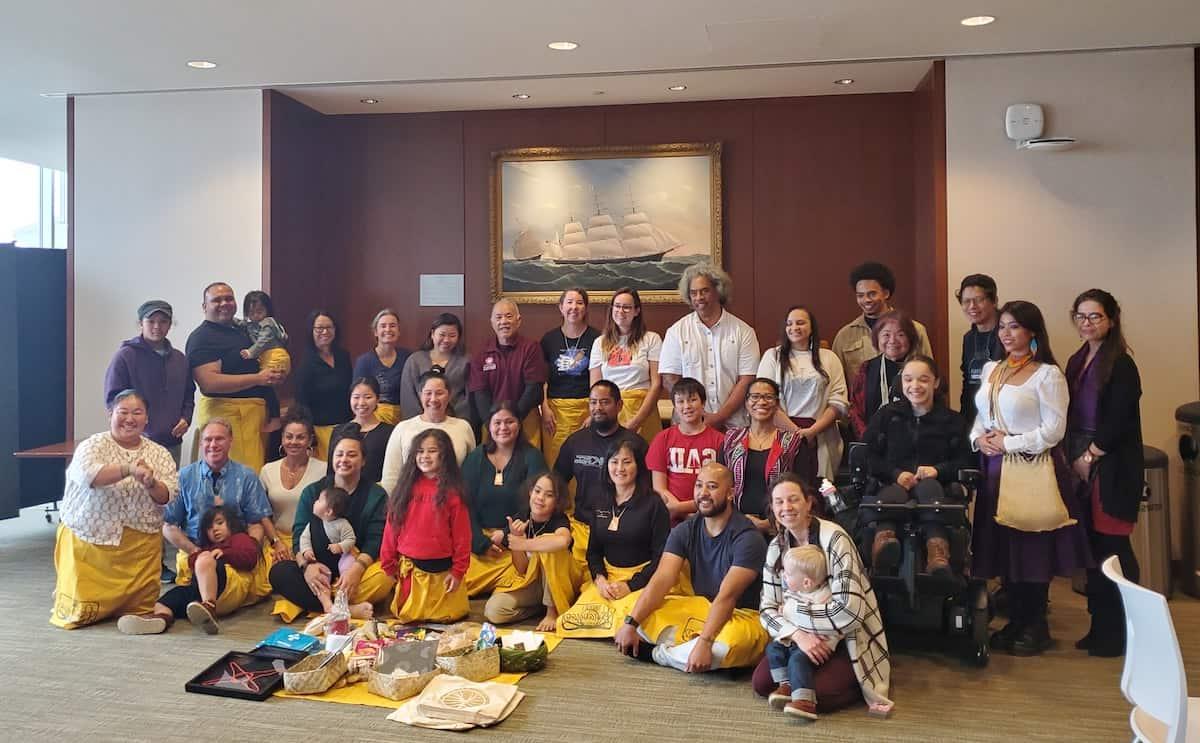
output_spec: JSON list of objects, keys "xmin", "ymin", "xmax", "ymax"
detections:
[
  {"xmin": 809, "ymin": 336, "xmax": 815, "ymax": 351},
  {"xmin": 1030, "ymin": 338, "xmax": 1039, "ymax": 355},
  {"xmin": 278, "ymin": 444, "xmax": 286, "ymax": 457}
]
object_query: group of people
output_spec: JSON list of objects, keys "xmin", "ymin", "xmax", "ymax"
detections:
[{"xmin": 50, "ymin": 260, "xmax": 1144, "ymax": 720}]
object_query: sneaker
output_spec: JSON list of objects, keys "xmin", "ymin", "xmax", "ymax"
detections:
[
  {"xmin": 871, "ymin": 530, "xmax": 900, "ymax": 573},
  {"xmin": 784, "ymin": 699, "xmax": 818, "ymax": 721},
  {"xmin": 117, "ymin": 613, "xmax": 169, "ymax": 635},
  {"xmin": 768, "ymin": 683, "xmax": 793, "ymax": 709},
  {"xmin": 186, "ymin": 601, "xmax": 221, "ymax": 635}
]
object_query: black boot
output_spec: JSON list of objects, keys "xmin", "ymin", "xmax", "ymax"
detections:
[{"xmin": 1012, "ymin": 583, "xmax": 1052, "ymax": 656}]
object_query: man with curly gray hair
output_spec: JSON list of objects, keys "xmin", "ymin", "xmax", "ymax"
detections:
[{"xmin": 659, "ymin": 263, "xmax": 759, "ymax": 429}]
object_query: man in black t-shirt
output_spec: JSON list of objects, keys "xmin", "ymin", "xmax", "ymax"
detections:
[
  {"xmin": 553, "ymin": 380, "xmax": 646, "ymax": 566},
  {"xmin": 615, "ymin": 462, "xmax": 768, "ymax": 673},
  {"xmin": 185, "ymin": 282, "xmax": 282, "ymax": 472}
]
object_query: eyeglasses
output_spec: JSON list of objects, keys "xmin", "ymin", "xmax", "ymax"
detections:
[
  {"xmin": 612, "ymin": 304, "xmax": 636, "ymax": 312},
  {"xmin": 1073, "ymin": 312, "xmax": 1106, "ymax": 325},
  {"xmin": 313, "ymin": 325, "xmax": 335, "ymax": 333},
  {"xmin": 747, "ymin": 393, "xmax": 778, "ymax": 403}
]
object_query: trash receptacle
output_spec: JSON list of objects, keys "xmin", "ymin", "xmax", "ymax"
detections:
[
  {"xmin": 1179, "ymin": 403, "xmax": 1200, "ymax": 597},
  {"xmin": 1133, "ymin": 445, "xmax": 1171, "ymax": 597}
]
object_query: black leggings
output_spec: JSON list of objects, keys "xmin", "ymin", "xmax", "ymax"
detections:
[
  {"xmin": 1085, "ymin": 532, "xmax": 1139, "ymax": 641},
  {"xmin": 863, "ymin": 479, "xmax": 965, "ymax": 542},
  {"xmin": 157, "ymin": 561, "xmax": 229, "ymax": 618},
  {"xmin": 269, "ymin": 560, "xmax": 326, "ymax": 614}
]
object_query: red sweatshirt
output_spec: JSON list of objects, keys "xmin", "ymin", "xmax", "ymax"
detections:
[
  {"xmin": 188, "ymin": 532, "xmax": 260, "ymax": 573},
  {"xmin": 379, "ymin": 476, "xmax": 472, "ymax": 579}
]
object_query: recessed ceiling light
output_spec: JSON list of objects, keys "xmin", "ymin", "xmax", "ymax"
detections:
[
  {"xmin": 834, "ymin": 78, "xmax": 854, "ymax": 85},
  {"xmin": 360, "ymin": 98, "xmax": 379, "ymax": 105},
  {"xmin": 667, "ymin": 84, "xmax": 687, "ymax": 92},
  {"xmin": 186, "ymin": 60, "xmax": 217, "ymax": 69},
  {"xmin": 513, "ymin": 93, "xmax": 531, "ymax": 100},
  {"xmin": 548, "ymin": 41, "xmax": 579, "ymax": 51},
  {"xmin": 960, "ymin": 15, "xmax": 995, "ymax": 26}
]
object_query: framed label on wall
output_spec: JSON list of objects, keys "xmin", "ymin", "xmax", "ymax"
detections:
[{"xmin": 490, "ymin": 142, "xmax": 722, "ymax": 304}]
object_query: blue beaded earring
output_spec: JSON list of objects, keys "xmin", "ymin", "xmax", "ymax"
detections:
[{"xmin": 1030, "ymin": 337, "xmax": 1039, "ymax": 355}]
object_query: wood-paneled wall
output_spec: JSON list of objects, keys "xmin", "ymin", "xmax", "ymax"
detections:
[{"xmin": 267, "ymin": 83, "xmax": 946, "ymax": 367}]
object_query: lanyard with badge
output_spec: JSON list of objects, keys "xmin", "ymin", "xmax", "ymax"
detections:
[{"xmin": 966, "ymin": 330, "xmax": 996, "ymax": 387}]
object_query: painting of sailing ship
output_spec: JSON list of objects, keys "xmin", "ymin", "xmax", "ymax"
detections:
[{"xmin": 491, "ymin": 142, "xmax": 722, "ymax": 303}]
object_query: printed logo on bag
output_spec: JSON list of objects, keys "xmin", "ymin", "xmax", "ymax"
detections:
[{"xmin": 559, "ymin": 603, "xmax": 615, "ymax": 631}]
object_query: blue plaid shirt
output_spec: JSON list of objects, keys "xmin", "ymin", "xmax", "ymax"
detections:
[{"xmin": 165, "ymin": 458, "xmax": 272, "ymax": 542}]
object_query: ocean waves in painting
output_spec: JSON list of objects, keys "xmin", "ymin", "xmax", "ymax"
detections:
[{"xmin": 503, "ymin": 254, "xmax": 709, "ymax": 293}]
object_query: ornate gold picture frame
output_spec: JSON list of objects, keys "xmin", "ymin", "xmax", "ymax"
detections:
[{"xmin": 490, "ymin": 142, "xmax": 723, "ymax": 304}]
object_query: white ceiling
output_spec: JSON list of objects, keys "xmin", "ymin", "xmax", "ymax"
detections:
[{"xmin": 3, "ymin": 0, "xmax": 1198, "ymax": 167}]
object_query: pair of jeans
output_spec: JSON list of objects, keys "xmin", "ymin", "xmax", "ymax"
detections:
[{"xmin": 766, "ymin": 639, "xmax": 816, "ymax": 702}]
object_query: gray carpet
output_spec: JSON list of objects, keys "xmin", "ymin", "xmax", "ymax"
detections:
[{"xmin": 2, "ymin": 508, "xmax": 1195, "ymax": 742}]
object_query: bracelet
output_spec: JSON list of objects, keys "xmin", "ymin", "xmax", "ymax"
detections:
[{"xmin": 696, "ymin": 635, "xmax": 715, "ymax": 645}]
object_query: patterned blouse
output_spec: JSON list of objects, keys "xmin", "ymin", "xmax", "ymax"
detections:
[{"xmin": 61, "ymin": 432, "xmax": 180, "ymax": 546}]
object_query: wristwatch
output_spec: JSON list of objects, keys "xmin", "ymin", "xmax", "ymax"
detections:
[{"xmin": 623, "ymin": 614, "xmax": 639, "ymax": 628}]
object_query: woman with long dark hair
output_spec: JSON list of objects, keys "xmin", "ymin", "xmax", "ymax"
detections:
[
  {"xmin": 557, "ymin": 438, "xmax": 670, "ymax": 638},
  {"xmin": 293, "ymin": 309, "xmax": 353, "ymax": 459},
  {"xmin": 971, "ymin": 300, "xmax": 1090, "ymax": 656},
  {"xmin": 379, "ymin": 428, "xmax": 471, "ymax": 623},
  {"xmin": 757, "ymin": 306, "xmax": 848, "ymax": 481},
  {"xmin": 462, "ymin": 400, "xmax": 548, "ymax": 596},
  {"xmin": 1065, "ymin": 289, "xmax": 1142, "ymax": 656}
]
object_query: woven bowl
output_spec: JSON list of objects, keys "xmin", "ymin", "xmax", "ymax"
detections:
[
  {"xmin": 282, "ymin": 651, "xmax": 347, "ymax": 695},
  {"xmin": 366, "ymin": 667, "xmax": 441, "ymax": 701}
]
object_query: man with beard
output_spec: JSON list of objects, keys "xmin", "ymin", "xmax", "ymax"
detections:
[
  {"xmin": 554, "ymin": 380, "xmax": 646, "ymax": 564},
  {"xmin": 614, "ymin": 462, "xmax": 768, "ymax": 672}
]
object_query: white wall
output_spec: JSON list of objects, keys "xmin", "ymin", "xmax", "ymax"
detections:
[
  {"xmin": 73, "ymin": 90, "xmax": 263, "ymax": 456},
  {"xmin": 946, "ymin": 48, "xmax": 1197, "ymax": 557}
]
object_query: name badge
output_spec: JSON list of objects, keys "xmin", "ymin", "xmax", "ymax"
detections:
[{"xmin": 482, "ymin": 355, "xmax": 497, "ymax": 372}]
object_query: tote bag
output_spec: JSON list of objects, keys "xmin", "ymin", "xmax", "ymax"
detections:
[{"xmin": 989, "ymin": 372, "xmax": 1076, "ymax": 532}]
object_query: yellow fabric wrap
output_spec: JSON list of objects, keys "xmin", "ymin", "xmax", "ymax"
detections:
[
  {"xmin": 270, "ymin": 561, "xmax": 395, "ymax": 623},
  {"xmin": 390, "ymin": 556, "xmax": 470, "ymax": 624},
  {"xmin": 375, "ymin": 403, "xmax": 401, "ymax": 426},
  {"xmin": 257, "ymin": 347, "xmax": 292, "ymax": 376},
  {"xmin": 497, "ymin": 547, "xmax": 581, "ymax": 615},
  {"xmin": 174, "ymin": 545, "xmax": 271, "ymax": 616},
  {"xmin": 617, "ymin": 388, "xmax": 663, "ymax": 444},
  {"xmin": 313, "ymin": 425, "xmax": 335, "ymax": 461},
  {"xmin": 637, "ymin": 596, "xmax": 769, "ymax": 669},
  {"xmin": 557, "ymin": 560, "xmax": 648, "ymax": 639},
  {"xmin": 542, "ymin": 396, "xmax": 590, "ymax": 469},
  {"xmin": 51, "ymin": 525, "xmax": 160, "ymax": 629},
  {"xmin": 568, "ymin": 517, "xmax": 590, "ymax": 577},
  {"xmin": 193, "ymin": 395, "xmax": 267, "ymax": 473},
  {"xmin": 463, "ymin": 529, "xmax": 515, "ymax": 597}
]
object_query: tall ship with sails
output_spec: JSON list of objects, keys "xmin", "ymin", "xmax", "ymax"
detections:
[{"xmin": 510, "ymin": 191, "xmax": 685, "ymax": 265}]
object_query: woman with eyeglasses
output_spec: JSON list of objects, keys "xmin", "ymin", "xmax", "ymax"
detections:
[
  {"xmin": 1065, "ymin": 290, "xmax": 1143, "ymax": 657},
  {"xmin": 589, "ymin": 287, "xmax": 663, "ymax": 444},
  {"xmin": 718, "ymin": 378, "xmax": 808, "ymax": 534},
  {"xmin": 293, "ymin": 310, "xmax": 353, "ymax": 459}
]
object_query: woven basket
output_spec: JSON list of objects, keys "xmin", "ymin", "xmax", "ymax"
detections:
[
  {"xmin": 499, "ymin": 642, "xmax": 548, "ymax": 674},
  {"xmin": 435, "ymin": 645, "xmax": 500, "ymax": 682},
  {"xmin": 366, "ymin": 667, "xmax": 441, "ymax": 701},
  {"xmin": 282, "ymin": 651, "xmax": 347, "ymax": 695}
]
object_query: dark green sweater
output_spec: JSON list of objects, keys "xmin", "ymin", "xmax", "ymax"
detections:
[
  {"xmin": 463, "ymin": 444, "xmax": 548, "ymax": 554},
  {"xmin": 292, "ymin": 476, "xmax": 388, "ymax": 559}
]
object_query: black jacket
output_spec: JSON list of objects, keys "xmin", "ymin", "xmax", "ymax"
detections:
[
  {"xmin": 863, "ymin": 399, "xmax": 971, "ymax": 485},
  {"xmin": 1066, "ymin": 348, "xmax": 1144, "ymax": 523}
]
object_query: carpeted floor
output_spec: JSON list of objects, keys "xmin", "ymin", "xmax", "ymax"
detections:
[{"xmin": 2, "ymin": 508, "xmax": 1195, "ymax": 742}]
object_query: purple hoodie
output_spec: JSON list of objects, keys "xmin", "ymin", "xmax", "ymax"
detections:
[{"xmin": 103, "ymin": 335, "xmax": 196, "ymax": 448}]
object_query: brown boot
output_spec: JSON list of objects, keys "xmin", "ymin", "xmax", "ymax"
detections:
[
  {"xmin": 872, "ymin": 530, "xmax": 900, "ymax": 573},
  {"xmin": 926, "ymin": 537, "xmax": 951, "ymax": 577}
]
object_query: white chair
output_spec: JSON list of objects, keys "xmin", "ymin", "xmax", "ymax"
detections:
[{"xmin": 1103, "ymin": 554, "xmax": 1200, "ymax": 742}]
